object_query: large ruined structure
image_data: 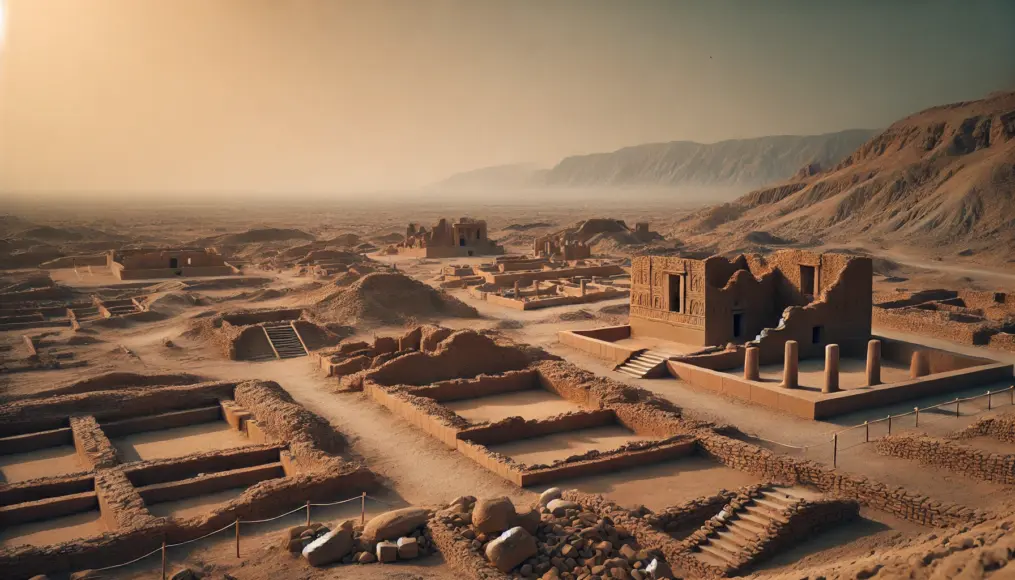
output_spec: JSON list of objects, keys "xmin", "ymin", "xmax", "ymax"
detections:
[
  {"xmin": 561, "ymin": 250, "xmax": 1013, "ymax": 418},
  {"xmin": 629, "ymin": 250, "xmax": 872, "ymax": 351},
  {"xmin": 396, "ymin": 217, "xmax": 504, "ymax": 258},
  {"xmin": 107, "ymin": 248, "xmax": 237, "ymax": 280}
]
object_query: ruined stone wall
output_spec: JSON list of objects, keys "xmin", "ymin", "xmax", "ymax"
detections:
[
  {"xmin": 695, "ymin": 432, "xmax": 985, "ymax": 527},
  {"xmin": 629, "ymin": 255, "xmax": 708, "ymax": 345},
  {"xmin": 955, "ymin": 413, "xmax": 1015, "ymax": 443},
  {"xmin": 874, "ymin": 434, "xmax": 1015, "ymax": 485},
  {"xmin": 362, "ymin": 331, "xmax": 536, "ymax": 387},
  {"xmin": 117, "ymin": 249, "xmax": 226, "ymax": 270},
  {"xmin": 403, "ymin": 370, "xmax": 539, "ymax": 402},
  {"xmin": 705, "ymin": 267, "xmax": 781, "ymax": 345}
]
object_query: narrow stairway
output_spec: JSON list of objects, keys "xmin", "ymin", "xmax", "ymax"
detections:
[
  {"xmin": 690, "ymin": 486, "xmax": 810, "ymax": 572},
  {"xmin": 70, "ymin": 305, "xmax": 101, "ymax": 322},
  {"xmin": 263, "ymin": 323, "xmax": 308, "ymax": 359},
  {"xmin": 615, "ymin": 350, "xmax": 673, "ymax": 378}
]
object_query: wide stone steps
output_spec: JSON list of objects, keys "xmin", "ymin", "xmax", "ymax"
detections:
[
  {"xmin": 615, "ymin": 350, "xmax": 675, "ymax": 378},
  {"xmin": 690, "ymin": 485, "xmax": 810, "ymax": 573},
  {"xmin": 264, "ymin": 324, "xmax": 308, "ymax": 359}
]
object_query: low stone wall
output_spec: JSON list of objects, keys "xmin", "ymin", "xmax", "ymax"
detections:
[
  {"xmin": 557, "ymin": 326, "xmax": 638, "ymax": 365},
  {"xmin": 954, "ymin": 412, "xmax": 1015, "ymax": 443},
  {"xmin": 695, "ymin": 433, "xmax": 985, "ymax": 528},
  {"xmin": 874, "ymin": 434, "xmax": 1015, "ymax": 485},
  {"xmin": 404, "ymin": 370, "xmax": 539, "ymax": 402}
]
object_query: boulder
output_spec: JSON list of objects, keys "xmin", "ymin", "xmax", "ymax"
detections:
[
  {"xmin": 539, "ymin": 487, "xmax": 562, "ymax": 506},
  {"xmin": 169, "ymin": 570, "xmax": 197, "ymax": 580},
  {"xmin": 546, "ymin": 499, "xmax": 579, "ymax": 516},
  {"xmin": 357, "ymin": 551, "xmax": 377, "ymax": 563},
  {"xmin": 302, "ymin": 520, "xmax": 355, "ymax": 567},
  {"xmin": 397, "ymin": 536, "xmax": 419, "ymax": 559},
  {"xmin": 362, "ymin": 507, "xmax": 428, "ymax": 542},
  {"xmin": 485, "ymin": 526, "xmax": 538, "ymax": 573},
  {"xmin": 473, "ymin": 496, "xmax": 516, "ymax": 534},
  {"xmin": 645, "ymin": 558, "xmax": 673, "ymax": 579},
  {"xmin": 28, "ymin": 576, "xmax": 50, "ymax": 580},
  {"xmin": 376, "ymin": 541, "xmax": 398, "ymax": 563},
  {"xmin": 513, "ymin": 507, "xmax": 541, "ymax": 534}
]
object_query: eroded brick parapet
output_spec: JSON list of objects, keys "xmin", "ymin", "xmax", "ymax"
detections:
[{"xmin": 69, "ymin": 416, "xmax": 118, "ymax": 469}]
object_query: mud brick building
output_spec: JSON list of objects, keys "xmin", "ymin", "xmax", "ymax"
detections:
[
  {"xmin": 107, "ymin": 248, "xmax": 237, "ymax": 280},
  {"xmin": 397, "ymin": 217, "xmax": 505, "ymax": 258},
  {"xmin": 630, "ymin": 250, "xmax": 873, "ymax": 355}
]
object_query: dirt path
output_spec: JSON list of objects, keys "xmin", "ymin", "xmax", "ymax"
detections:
[{"xmin": 185, "ymin": 357, "xmax": 534, "ymax": 507}]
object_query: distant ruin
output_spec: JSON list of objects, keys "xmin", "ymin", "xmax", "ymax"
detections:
[
  {"xmin": 392, "ymin": 217, "xmax": 504, "ymax": 258},
  {"xmin": 107, "ymin": 248, "xmax": 238, "ymax": 280},
  {"xmin": 533, "ymin": 219, "xmax": 661, "ymax": 259}
]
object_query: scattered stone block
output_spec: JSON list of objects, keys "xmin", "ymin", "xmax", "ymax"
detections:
[
  {"xmin": 376, "ymin": 540, "xmax": 398, "ymax": 563},
  {"xmin": 474, "ymin": 496, "xmax": 516, "ymax": 534},
  {"xmin": 539, "ymin": 488, "xmax": 563, "ymax": 506},
  {"xmin": 362, "ymin": 507, "xmax": 428, "ymax": 542},
  {"xmin": 513, "ymin": 507, "xmax": 541, "ymax": 534},
  {"xmin": 357, "ymin": 551, "xmax": 377, "ymax": 563},
  {"xmin": 546, "ymin": 499, "xmax": 579, "ymax": 516},
  {"xmin": 397, "ymin": 536, "xmax": 419, "ymax": 559},
  {"xmin": 302, "ymin": 520, "xmax": 355, "ymax": 567},
  {"xmin": 486, "ymin": 526, "xmax": 538, "ymax": 573}
]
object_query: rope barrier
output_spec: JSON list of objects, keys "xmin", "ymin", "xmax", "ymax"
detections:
[
  {"xmin": 166, "ymin": 521, "xmax": 238, "ymax": 548},
  {"xmin": 94, "ymin": 545, "xmax": 165, "ymax": 571},
  {"xmin": 309, "ymin": 496, "xmax": 363, "ymax": 507},
  {"xmin": 85, "ymin": 491, "xmax": 394, "ymax": 576},
  {"xmin": 238, "ymin": 504, "xmax": 309, "ymax": 524}
]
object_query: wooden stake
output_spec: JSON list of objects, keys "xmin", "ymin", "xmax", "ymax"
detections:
[
  {"xmin": 361, "ymin": 492, "xmax": 367, "ymax": 525},
  {"xmin": 161, "ymin": 540, "xmax": 167, "ymax": 580},
  {"xmin": 305, "ymin": 500, "xmax": 311, "ymax": 527},
  {"xmin": 915, "ymin": 407, "xmax": 920, "ymax": 427},
  {"xmin": 235, "ymin": 517, "xmax": 240, "ymax": 558},
  {"xmin": 887, "ymin": 414, "xmax": 892, "ymax": 435},
  {"xmin": 832, "ymin": 433, "xmax": 838, "ymax": 468},
  {"xmin": 865, "ymin": 421, "xmax": 869, "ymax": 443}
]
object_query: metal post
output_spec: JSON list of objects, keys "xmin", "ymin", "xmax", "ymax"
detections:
[
  {"xmin": 361, "ymin": 492, "xmax": 367, "ymax": 525},
  {"xmin": 832, "ymin": 433, "xmax": 838, "ymax": 468},
  {"xmin": 956, "ymin": 399, "xmax": 961, "ymax": 418},
  {"xmin": 235, "ymin": 517, "xmax": 240, "ymax": 558},
  {"xmin": 887, "ymin": 414, "xmax": 892, "ymax": 435},
  {"xmin": 162, "ymin": 540, "xmax": 167, "ymax": 580},
  {"xmin": 305, "ymin": 500, "xmax": 311, "ymax": 527},
  {"xmin": 865, "ymin": 421, "xmax": 869, "ymax": 443},
  {"xmin": 988, "ymin": 390, "xmax": 992, "ymax": 410},
  {"xmin": 914, "ymin": 407, "xmax": 920, "ymax": 427},
  {"xmin": 1010, "ymin": 386, "xmax": 1014, "ymax": 406}
]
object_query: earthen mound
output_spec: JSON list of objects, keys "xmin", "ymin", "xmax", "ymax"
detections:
[
  {"xmin": 370, "ymin": 232, "xmax": 405, "ymax": 244},
  {"xmin": 503, "ymin": 222, "xmax": 554, "ymax": 231},
  {"xmin": 328, "ymin": 233, "xmax": 362, "ymax": 247},
  {"xmin": 211, "ymin": 228, "xmax": 316, "ymax": 245},
  {"xmin": 312, "ymin": 272, "xmax": 478, "ymax": 325}
]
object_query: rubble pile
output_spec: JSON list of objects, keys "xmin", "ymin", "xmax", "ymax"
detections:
[
  {"xmin": 435, "ymin": 490, "xmax": 674, "ymax": 580},
  {"xmin": 287, "ymin": 507, "xmax": 436, "ymax": 567}
]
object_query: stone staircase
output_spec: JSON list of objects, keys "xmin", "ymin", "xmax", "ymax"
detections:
[
  {"xmin": 263, "ymin": 323, "xmax": 308, "ymax": 359},
  {"xmin": 70, "ymin": 305, "xmax": 101, "ymax": 322},
  {"xmin": 689, "ymin": 486, "xmax": 810, "ymax": 572},
  {"xmin": 615, "ymin": 350, "xmax": 673, "ymax": 378}
]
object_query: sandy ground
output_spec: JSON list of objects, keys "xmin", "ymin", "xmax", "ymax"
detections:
[
  {"xmin": 113, "ymin": 422, "xmax": 252, "ymax": 463},
  {"xmin": 0, "ymin": 445, "xmax": 84, "ymax": 483},
  {"xmin": 443, "ymin": 389, "xmax": 580, "ymax": 423},
  {"xmin": 0, "ymin": 510, "xmax": 107, "ymax": 548},
  {"xmin": 485, "ymin": 425, "xmax": 653, "ymax": 465}
]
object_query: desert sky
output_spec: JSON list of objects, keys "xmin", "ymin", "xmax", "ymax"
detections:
[{"xmin": 0, "ymin": 0, "xmax": 1013, "ymax": 197}]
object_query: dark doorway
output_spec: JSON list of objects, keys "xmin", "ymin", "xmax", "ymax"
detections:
[
  {"xmin": 169, "ymin": 257, "xmax": 179, "ymax": 268},
  {"xmin": 800, "ymin": 265, "xmax": 816, "ymax": 297},
  {"xmin": 459, "ymin": 238, "xmax": 466, "ymax": 247},
  {"xmin": 467, "ymin": 250, "xmax": 474, "ymax": 256},
  {"xmin": 733, "ymin": 312, "xmax": 744, "ymax": 338},
  {"xmin": 812, "ymin": 326, "xmax": 823, "ymax": 344},
  {"xmin": 668, "ymin": 274, "xmax": 683, "ymax": 313}
]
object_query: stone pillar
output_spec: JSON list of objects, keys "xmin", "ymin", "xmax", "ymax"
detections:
[
  {"xmin": 513, "ymin": 281, "xmax": 520, "ymax": 298},
  {"xmin": 782, "ymin": 340, "xmax": 798, "ymax": 389},
  {"xmin": 580, "ymin": 279, "xmax": 587, "ymax": 296},
  {"xmin": 744, "ymin": 346, "xmax": 760, "ymax": 381},
  {"xmin": 910, "ymin": 350, "xmax": 930, "ymax": 379},
  {"xmin": 823, "ymin": 344, "xmax": 840, "ymax": 393},
  {"xmin": 866, "ymin": 339, "xmax": 882, "ymax": 386}
]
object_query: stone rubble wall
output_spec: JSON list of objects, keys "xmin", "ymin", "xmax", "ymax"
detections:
[
  {"xmin": 874, "ymin": 434, "xmax": 1015, "ymax": 485},
  {"xmin": 954, "ymin": 412, "xmax": 1015, "ymax": 443}
]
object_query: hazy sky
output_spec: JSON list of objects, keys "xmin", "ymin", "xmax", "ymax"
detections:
[{"xmin": 0, "ymin": 0, "xmax": 1013, "ymax": 196}]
